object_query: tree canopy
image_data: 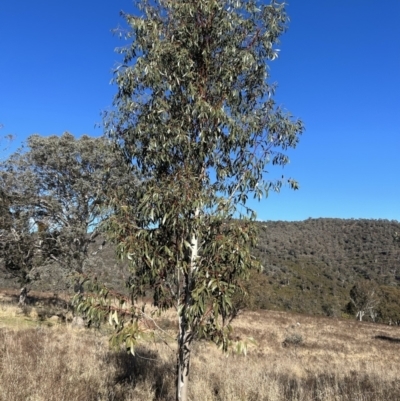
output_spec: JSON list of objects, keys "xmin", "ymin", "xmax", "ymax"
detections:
[
  {"xmin": 77, "ymin": 1, "xmax": 303, "ymax": 400},
  {"xmin": 348, "ymin": 280, "xmax": 380, "ymax": 321},
  {"xmin": 0, "ymin": 132, "xmax": 128, "ymax": 288}
]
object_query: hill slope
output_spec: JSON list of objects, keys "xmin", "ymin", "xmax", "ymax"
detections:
[
  {"xmin": 250, "ymin": 218, "xmax": 400, "ymax": 319},
  {"xmin": 2, "ymin": 218, "xmax": 400, "ymax": 321}
]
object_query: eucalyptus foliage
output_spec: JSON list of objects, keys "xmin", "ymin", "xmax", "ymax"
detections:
[
  {"xmin": 0, "ymin": 133, "xmax": 126, "ymax": 287},
  {"xmin": 0, "ymin": 179, "xmax": 36, "ymax": 283},
  {"xmin": 0, "ymin": 124, "xmax": 14, "ymax": 156},
  {"xmin": 348, "ymin": 281, "xmax": 380, "ymax": 322},
  {"xmin": 77, "ymin": 1, "xmax": 303, "ymax": 400}
]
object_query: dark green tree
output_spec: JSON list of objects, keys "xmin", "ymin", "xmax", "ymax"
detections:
[
  {"xmin": 77, "ymin": 1, "xmax": 303, "ymax": 400},
  {"xmin": 377, "ymin": 286, "xmax": 400, "ymax": 325}
]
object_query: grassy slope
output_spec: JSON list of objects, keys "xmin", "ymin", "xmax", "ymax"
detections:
[{"xmin": 1, "ymin": 291, "xmax": 400, "ymax": 401}]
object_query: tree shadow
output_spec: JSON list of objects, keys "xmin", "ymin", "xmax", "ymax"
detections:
[
  {"xmin": 0, "ymin": 290, "xmax": 71, "ymax": 321},
  {"xmin": 374, "ymin": 335, "xmax": 400, "ymax": 343},
  {"xmin": 22, "ymin": 293, "xmax": 69, "ymax": 309},
  {"xmin": 0, "ymin": 290, "xmax": 68, "ymax": 309},
  {"xmin": 105, "ymin": 346, "xmax": 176, "ymax": 400}
]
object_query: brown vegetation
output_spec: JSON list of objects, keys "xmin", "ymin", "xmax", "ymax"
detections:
[{"xmin": 1, "ymin": 292, "xmax": 400, "ymax": 401}]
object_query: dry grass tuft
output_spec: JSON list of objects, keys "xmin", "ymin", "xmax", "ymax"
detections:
[
  {"xmin": 1, "ymin": 296, "xmax": 400, "ymax": 400},
  {"xmin": 0, "ymin": 324, "xmax": 177, "ymax": 401}
]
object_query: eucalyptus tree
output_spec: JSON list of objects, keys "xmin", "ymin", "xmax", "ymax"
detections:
[
  {"xmin": 0, "ymin": 132, "xmax": 128, "ymax": 289},
  {"xmin": 348, "ymin": 281, "xmax": 380, "ymax": 322},
  {"xmin": 77, "ymin": 1, "xmax": 303, "ymax": 400}
]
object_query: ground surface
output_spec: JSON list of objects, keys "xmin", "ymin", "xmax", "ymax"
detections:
[{"xmin": 1, "ymin": 289, "xmax": 400, "ymax": 400}]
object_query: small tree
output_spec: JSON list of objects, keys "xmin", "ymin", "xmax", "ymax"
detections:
[
  {"xmin": 77, "ymin": 1, "xmax": 303, "ymax": 400},
  {"xmin": 0, "ymin": 132, "xmax": 128, "ymax": 290},
  {"xmin": 347, "ymin": 280, "xmax": 380, "ymax": 322}
]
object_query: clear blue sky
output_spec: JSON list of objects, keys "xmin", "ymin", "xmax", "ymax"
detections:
[{"xmin": 1, "ymin": 1, "xmax": 399, "ymax": 222}]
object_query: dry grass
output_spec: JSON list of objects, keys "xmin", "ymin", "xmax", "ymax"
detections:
[
  {"xmin": 1, "ymin": 295, "xmax": 400, "ymax": 401},
  {"xmin": 194, "ymin": 310, "xmax": 400, "ymax": 401}
]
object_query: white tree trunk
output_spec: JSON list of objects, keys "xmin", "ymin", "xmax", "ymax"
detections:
[
  {"xmin": 357, "ymin": 310, "xmax": 365, "ymax": 321},
  {"xmin": 18, "ymin": 287, "xmax": 28, "ymax": 306},
  {"xmin": 176, "ymin": 320, "xmax": 191, "ymax": 401},
  {"xmin": 176, "ymin": 211, "xmax": 199, "ymax": 401}
]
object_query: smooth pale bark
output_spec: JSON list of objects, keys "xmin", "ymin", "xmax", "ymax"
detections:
[
  {"xmin": 177, "ymin": 269, "xmax": 193, "ymax": 401},
  {"xmin": 176, "ymin": 317, "xmax": 192, "ymax": 401},
  {"xmin": 18, "ymin": 287, "xmax": 28, "ymax": 306},
  {"xmin": 177, "ymin": 215, "xmax": 199, "ymax": 401}
]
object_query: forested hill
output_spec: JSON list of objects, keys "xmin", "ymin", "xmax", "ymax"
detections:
[
  {"xmin": 256, "ymin": 218, "xmax": 400, "ymax": 284},
  {"xmin": 248, "ymin": 218, "xmax": 400, "ymax": 320}
]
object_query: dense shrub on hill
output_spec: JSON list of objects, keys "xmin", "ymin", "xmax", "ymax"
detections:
[{"xmin": 249, "ymin": 218, "xmax": 400, "ymax": 320}]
